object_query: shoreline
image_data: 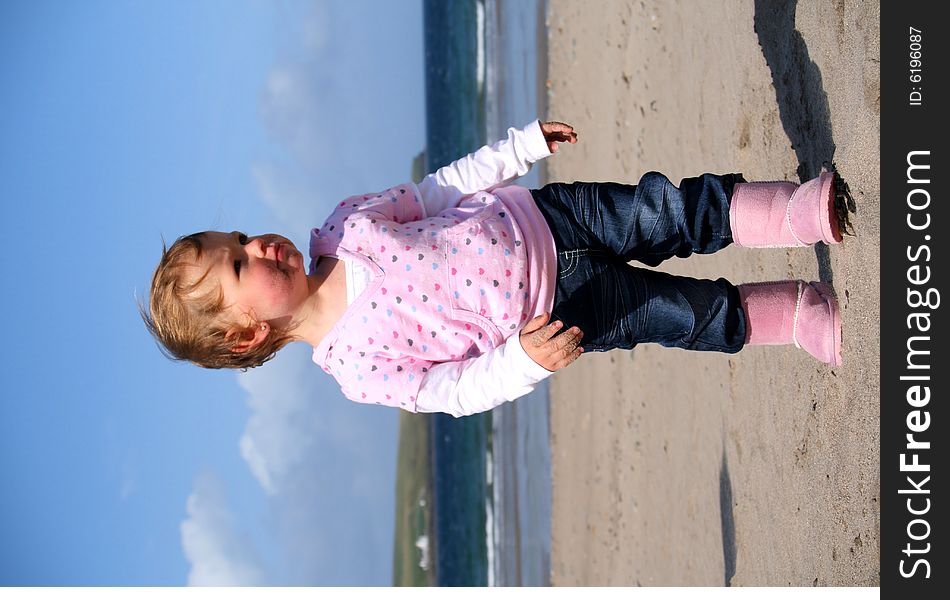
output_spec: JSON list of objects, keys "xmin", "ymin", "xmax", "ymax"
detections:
[{"xmin": 543, "ymin": 0, "xmax": 880, "ymax": 586}]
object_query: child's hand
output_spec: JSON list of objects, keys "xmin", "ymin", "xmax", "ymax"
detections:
[
  {"xmin": 540, "ymin": 121, "xmax": 578, "ymax": 153},
  {"xmin": 520, "ymin": 313, "xmax": 584, "ymax": 372}
]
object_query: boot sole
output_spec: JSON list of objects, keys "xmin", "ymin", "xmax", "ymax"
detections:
[{"xmin": 819, "ymin": 172, "xmax": 844, "ymax": 244}]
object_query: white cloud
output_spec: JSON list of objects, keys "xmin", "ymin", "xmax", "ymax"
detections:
[
  {"xmin": 258, "ymin": 63, "xmax": 331, "ymax": 170},
  {"xmin": 250, "ymin": 163, "xmax": 322, "ymax": 244},
  {"xmin": 119, "ymin": 451, "xmax": 138, "ymax": 502},
  {"xmin": 119, "ymin": 475, "xmax": 137, "ymax": 503},
  {"xmin": 235, "ymin": 345, "xmax": 322, "ymax": 495},
  {"xmin": 180, "ymin": 472, "xmax": 268, "ymax": 586},
  {"xmin": 231, "ymin": 344, "xmax": 398, "ymax": 585}
]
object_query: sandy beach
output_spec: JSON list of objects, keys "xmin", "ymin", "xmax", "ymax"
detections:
[{"xmin": 542, "ymin": 0, "xmax": 880, "ymax": 586}]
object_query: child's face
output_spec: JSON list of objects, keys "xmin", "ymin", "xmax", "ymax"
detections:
[{"xmin": 192, "ymin": 231, "xmax": 311, "ymax": 328}]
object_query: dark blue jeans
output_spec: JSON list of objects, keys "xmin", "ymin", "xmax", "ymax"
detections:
[{"xmin": 530, "ymin": 172, "xmax": 747, "ymax": 354}]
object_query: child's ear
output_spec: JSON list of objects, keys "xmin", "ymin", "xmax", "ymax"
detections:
[{"xmin": 228, "ymin": 322, "xmax": 269, "ymax": 354}]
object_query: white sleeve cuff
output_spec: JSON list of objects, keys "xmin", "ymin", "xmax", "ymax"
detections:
[{"xmin": 520, "ymin": 119, "xmax": 554, "ymax": 164}]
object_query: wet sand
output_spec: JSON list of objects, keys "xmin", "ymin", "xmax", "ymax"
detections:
[{"xmin": 543, "ymin": 0, "xmax": 880, "ymax": 586}]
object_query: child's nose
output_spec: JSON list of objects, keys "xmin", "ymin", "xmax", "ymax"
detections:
[{"xmin": 250, "ymin": 237, "xmax": 267, "ymax": 256}]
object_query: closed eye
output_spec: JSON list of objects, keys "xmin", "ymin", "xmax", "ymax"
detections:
[{"xmin": 233, "ymin": 231, "xmax": 248, "ymax": 277}]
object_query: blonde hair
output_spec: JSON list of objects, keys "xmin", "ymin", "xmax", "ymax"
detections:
[{"xmin": 140, "ymin": 232, "xmax": 293, "ymax": 369}]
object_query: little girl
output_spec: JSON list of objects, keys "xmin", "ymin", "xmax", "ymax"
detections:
[{"xmin": 143, "ymin": 119, "xmax": 845, "ymax": 417}]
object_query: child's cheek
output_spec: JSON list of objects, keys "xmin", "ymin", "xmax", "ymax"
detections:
[{"xmin": 258, "ymin": 269, "xmax": 296, "ymax": 310}]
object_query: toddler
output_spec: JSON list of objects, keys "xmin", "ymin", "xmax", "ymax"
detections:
[{"xmin": 143, "ymin": 120, "xmax": 845, "ymax": 417}]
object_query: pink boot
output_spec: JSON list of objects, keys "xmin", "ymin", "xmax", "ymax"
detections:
[
  {"xmin": 730, "ymin": 172, "xmax": 843, "ymax": 247},
  {"xmin": 738, "ymin": 280, "xmax": 842, "ymax": 366}
]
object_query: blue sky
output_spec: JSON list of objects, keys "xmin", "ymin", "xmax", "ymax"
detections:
[{"xmin": 0, "ymin": 0, "xmax": 424, "ymax": 585}]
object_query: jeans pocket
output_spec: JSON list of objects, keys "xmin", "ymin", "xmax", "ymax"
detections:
[
  {"xmin": 558, "ymin": 250, "xmax": 579, "ymax": 277},
  {"xmin": 558, "ymin": 249, "xmax": 610, "ymax": 278}
]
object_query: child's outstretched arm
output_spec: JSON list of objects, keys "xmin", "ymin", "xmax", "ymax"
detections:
[
  {"xmin": 314, "ymin": 121, "xmax": 576, "ymax": 237},
  {"xmin": 415, "ymin": 313, "xmax": 584, "ymax": 417},
  {"xmin": 416, "ymin": 120, "xmax": 577, "ymax": 217}
]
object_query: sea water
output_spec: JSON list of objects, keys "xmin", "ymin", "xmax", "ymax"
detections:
[{"xmin": 423, "ymin": 0, "xmax": 551, "ymax": 587}]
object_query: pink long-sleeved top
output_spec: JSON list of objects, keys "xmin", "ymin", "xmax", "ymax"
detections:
[{"xmin": 309, "ymin": 120, "xmax": 558, "ymax": 416}]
